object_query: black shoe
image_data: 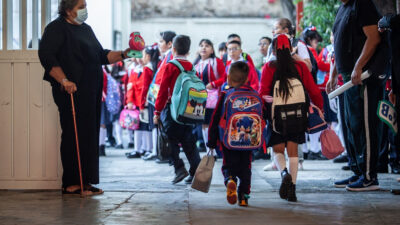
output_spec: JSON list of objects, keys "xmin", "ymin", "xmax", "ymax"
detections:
[
  {"xmin": 279, "ymin": 169, "xmax": 292, "ymax": 200},
  {"xmin": 342, "ymin": 165, "xmax": 351, "ymax": 171},
  {"xmin": 391, "ymin": 164, "xmax": 400, "ymax": 174},
  {"xmin": 115, "ymin": 144, "xmax": 124, "ymax": 149},
  {"xmin": 391, "ymin": 189, "xmax": 400, "ymax": 195},
  {"xmin": 172, "ymin": 167, "xmax": 189, "ymax": 184},
  {"xmin": 253, "ymin": 151, "xmax": 266, "ymax": 160},
  {"xmin": 333, "ymin": 155, "xmax": 349, "ymax": 163},
  {"xmin": 287, "ymin": 183, "xmax": 297, "ymax": 202},
  {"xmin": 184, "ymin": 175, "xmax": 194, "ymax": 184},
  {"xmin": 155, "ymin": 158, "xmax": 169, "ymax": 164},
  {"xmin": 308, "ymin": 152, "xmax": 328, "ymax": 160},
  {"xmin": 128, "ymin": 143, "xmax": 134, "ymax": 148},
  {"xmin": 126, "ymin": 151, "xmax": 141, "ymax": 158},
  {"xmin": 99, "ymin": 145, "xmax": 106, "ymax": 156}
]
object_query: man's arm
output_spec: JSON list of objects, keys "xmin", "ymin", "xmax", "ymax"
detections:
[{"xmin": 351, "ymin": 25, "xmax": 381, "ymax": 85}]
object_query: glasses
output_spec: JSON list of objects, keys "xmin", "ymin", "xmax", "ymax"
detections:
[{"xmin": 227, "ymin": 47, "xmax": 240, "ymax": 52}]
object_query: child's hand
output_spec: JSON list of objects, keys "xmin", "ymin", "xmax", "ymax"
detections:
[
  {"xmin": 127, "ymin": 102, "xmax": 133, "ymax": 110},
  {"xmin": 206, "ymin": 83, "xmax": 213, "ymax": 90},
  {"xmin": 153, "ymin": 115, "xmax": 159, "ymax": 125}
]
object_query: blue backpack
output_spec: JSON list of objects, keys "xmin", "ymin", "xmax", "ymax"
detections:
[
  {"xmin": 218, "ymin": 86, "xmax": 265, "ymax": 151},
  {"xmin": 169, "ymin": 60, "xmax": 208, "ymax": 125},
  {"xmin": 106, "ymin": 74, "xmax": 121, "ymax": 115}
]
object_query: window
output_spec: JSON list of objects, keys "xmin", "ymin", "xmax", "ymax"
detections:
[
  {"xmin": 0, "ymin": 0, "xmax": 3, "ymax": 50},
  {"xmin": 27, "ymin": 0, "xmax": 41, "ymax": 49},
  {"xmin": 12, "ymin": 0, "xmax": 20, "ymax": 49}
]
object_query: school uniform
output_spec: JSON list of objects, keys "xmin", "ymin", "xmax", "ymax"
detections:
[
  {"xmin": 194, "ymin": 57, "xmax": 226, "ymax": 124},
  {"xmin": 154, "ymin": 58, "xmax": 201, "ymax": 176},
  {"xmin": 259, "ymin": 61, "xmax": 323, "ymax": 147}
]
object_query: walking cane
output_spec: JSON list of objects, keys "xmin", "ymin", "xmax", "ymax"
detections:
[{"xmin": 70, "ymin": 93, "xmax": 85, "ymax": 198}]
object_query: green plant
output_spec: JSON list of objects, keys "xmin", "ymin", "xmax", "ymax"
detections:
[{"xmin": 296, "ymin": 0, "xmax": 341, "ymax": 47}]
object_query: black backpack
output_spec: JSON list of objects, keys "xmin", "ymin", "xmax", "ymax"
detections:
[{"xmin": 295, "ymin": 39, "xmax": 318, "ymax": 83}]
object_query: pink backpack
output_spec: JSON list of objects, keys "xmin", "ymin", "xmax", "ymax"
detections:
[
  {"xmin": 320, "ymin": 128, "xmax": 344, "ymax": 159},
  {"xmin": 119, "ymin": 109, "xmax": 140, "ymax": 130}
]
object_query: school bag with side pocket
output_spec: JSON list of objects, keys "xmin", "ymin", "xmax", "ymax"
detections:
[
  {"xmin": 272, "ymin": 78, "xmax": 309, "ymax": 136},
  {"xmin": 218, "ymin": 86, "xmax": 265, "ymax": 151},
  {"xmin": 169, "ymin": 60, "xmax": 208, "ymax": 125},
  {"xmin": 106, "ymin": 74, "xmax": 122, "ymax": 115},
  {"xmin": 307, "ymin": 104, "xmax": 328, "ymax": 134}
]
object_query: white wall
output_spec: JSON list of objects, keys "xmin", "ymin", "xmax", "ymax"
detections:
[
  {"xmin": 86, "ymin": 0, "xmax": 113, "ymax": 49},
  {"xmin": 131, "ymin": 18, "xmax": 275, "ymax": 65}
]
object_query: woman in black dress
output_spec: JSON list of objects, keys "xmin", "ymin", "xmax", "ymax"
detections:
[{"xmin": 38, "ymin": 0, "xmax": 130, "ymax": 195}]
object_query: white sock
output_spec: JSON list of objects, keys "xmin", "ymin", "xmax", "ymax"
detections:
[
  {"xmin": 114, "ymin": 121, "xmax": 123, "ymax": 145},
  {"xmin": 145, "ymin": 131, "xmax": 153, "ymax": 152},
  {"xmin": 274, "ymin": 153, "xmax": 286, "ymax": 172},
  {"xmin": 288, "ymin": 157, "xmax": 299, "ymax": 184},
  {"xmin": 309, "ymin": 132, "xmax": 321, "ymax": 153},
  {"xmin": 99, "ymin": 127, "xmax": 107, "ymax": 146},
  {"xmin": 202, "ymin": 126, "xmax": 212, "ymax": 154},
  {"xmin": 152, "ymin": 128, "xmax": 158, "ymax": 155},
  {"xmin": 129, "ymin": 130, "xmax": 134, "ymax": 145},
  {"xmin": 134, "ymin": 130, "xmax": 144, "ymax": 152}
]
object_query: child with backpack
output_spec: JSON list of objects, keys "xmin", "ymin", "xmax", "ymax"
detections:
[
  {"xmin": 259, "ymin": 34, "xmax": 323, "ymax": 202},
  {"xmin": 208, "ymin": 61, "xmax": 265, "ymax": 207},
  {"xmin": 153, "ymin": 35, "xmax": 201, "ymax": 185}
]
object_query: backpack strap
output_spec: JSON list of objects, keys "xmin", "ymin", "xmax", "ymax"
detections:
[{"xmin": 169, "ymin": 60, "xmax": 185, "ymax": 72}]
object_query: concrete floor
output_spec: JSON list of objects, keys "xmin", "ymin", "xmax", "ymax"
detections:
[{"xmin": 1, "ymin": 149, "xmax": 400, "ymax": 225}]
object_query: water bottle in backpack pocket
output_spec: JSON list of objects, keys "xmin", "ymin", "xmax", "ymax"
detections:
[
  {"xmin": 169, "ymin": 60, "xmax": 208, "ymax": 125},
  {"xmin": 218, "ymin": 87, "xmax": 265, "ymax": 151},
  {"xmin": 272, "ymin": 78, "xmax": 309, "ymax": 136}
]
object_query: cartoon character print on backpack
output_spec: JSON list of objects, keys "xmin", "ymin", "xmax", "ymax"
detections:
[
  {"xmin": 220, "ymin": 88, "xmax": 265, "ymax": 151},
  {"xmin": 188, "ymin": 98, "xmax": 207, "ymax": 118}
]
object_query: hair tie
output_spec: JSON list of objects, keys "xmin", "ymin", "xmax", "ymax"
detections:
[{"xmin": 276, "ymin": 34, "xmax": 291, "ymax": 50}]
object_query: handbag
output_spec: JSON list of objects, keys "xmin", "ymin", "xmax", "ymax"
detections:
[
  {"xmin": 206, "ymin": 89, "xmax": 219, "ymax": 109},
  {"xmin": 119, "ymin": 109, "xmax": 140, "ymax": 130},
  {"xmin": 307, "ymin": 104, "xmax": 328, "ymax": 134},
  {"xmin": 321, "ymin": 128, "xmax": 344, "ymax": 159},
  {"xmin": 157, "ymin": 121, "xmax": 172, "ymax": 160},
  {"xmin": 191, "ymin": 150, "xmax": 215, "ymax": 193}
]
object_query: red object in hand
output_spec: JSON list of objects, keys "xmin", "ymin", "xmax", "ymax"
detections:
[
  {"xmin": 129, "ymin": 32, "xmax": 145, "ymax": 51},
  {"xmin": 268, "ymin": 0, "xmax": 275, "ymax": 3}
]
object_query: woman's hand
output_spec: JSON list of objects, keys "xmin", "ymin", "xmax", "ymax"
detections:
[{"xmin": 62, "ymin": 79, "xmax": 77, "ymax": 94}]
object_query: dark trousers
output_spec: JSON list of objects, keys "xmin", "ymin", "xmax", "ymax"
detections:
[
  {"xmin": 342, "ymin": 77, "xmax": 385, "ymax": 180},
  {"xmin": 222, "ymin": 148, "xmax": 252, "ymax": 195},
  {"xmin": 161, "ymin": 106, "xmax": 200, "ymax": 176}
]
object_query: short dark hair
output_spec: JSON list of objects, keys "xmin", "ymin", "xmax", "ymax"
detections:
[
  {"xmin": 160, "ymin": 31, "xmax": 177, "ymax": 44},
  {"xmin": 227, "ymin": 40, "xmax": 242, "ymax": 48},
  {"xmin": 229, "ymin": 61, "xmax": 249, "ymax": 86},
  {"xmin": 227, "ymin": 34, "xmax": 241, "ymax": 41},
  {"xmin": 173, "ymin": 35, "xmax": 191, "ymax": 55},
  {"xmin": 218, "ymin": 42, "xmax": 227, "ymax": 51},
  {"xmin": 58, "ymin": 0, "xmax": 79, "ymax": 17},
  {"xmin": 260, "ymin": 36, "xmax": 272, "ymax": 43}
]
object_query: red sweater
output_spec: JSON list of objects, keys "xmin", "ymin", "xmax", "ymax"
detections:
[
  {"xmin": 212, "ymin": 58, "xmax": 259, "ymax": 91},
  {"xmin": 259, "ymin": 61, "xmax": 323, "ymax": 110},
  {"xmin": 154, "ymin": 59, "xmax": 194, "ymax": 115},
  {"xmin": 126, "ymin": 66, "xmax": 154, "ymax": 109}
]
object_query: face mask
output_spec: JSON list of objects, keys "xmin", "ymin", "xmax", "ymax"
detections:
[{"xmin": 74, "ymin": 8, "xmax": 88, "ymax": 25}]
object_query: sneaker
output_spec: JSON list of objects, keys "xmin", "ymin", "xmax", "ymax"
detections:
[
  {"xmin": 287, "ymin": 183, "xmax": 297, "ymax": 202},
  {"xmin": 263, "ymin": 162, "xmax": 278, "ymax": 171},
  {"xmin": 307, "ymin": 152, "xmax": 328, "ymax": 160},
  {"xmin": 184, "ymin": 175, "xmax": 194, "ymax": 184},
  {"xmin": 142, "ymin": 153, "xmax": 157, "ymax": 161},
  {"xmin": 334, "ymin": 175, "xmax": 359, "ymax": 188},
  {"xmin": 333, "ymin": 155, "xmax": 349, "ymax": 163},
  {"xmin": 226, "ymin": 178, "xmax": 238, "ymax": 205},
  {"xmin": 346, "ymin": 177, "xmax": 380, "ymax": 192},
  {"xmin": 279, "ymin": 169, "xmax": 292, "ymax": 200},
  {"xmin": 172, "ymin": 167, "xmax": 189, "ymax": 184},
  {"xmin": 238, "ymin": 193, "xmax": 249, "ymax": 207}
]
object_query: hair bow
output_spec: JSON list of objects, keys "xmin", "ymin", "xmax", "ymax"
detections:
[{"xmin": 276, "ymin": 34, "xmax": 291, "ymax": 50}]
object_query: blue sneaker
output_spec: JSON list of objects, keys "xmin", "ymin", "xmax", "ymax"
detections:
[
  {"xmin": 334, "ymin": 175, "xmax": 359, "ymax": 188},
  {"xmin": 346, "ymin": 176, "xmax": 380, "ymax": 192}
]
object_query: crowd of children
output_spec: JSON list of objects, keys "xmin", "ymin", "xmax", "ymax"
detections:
[{"xmin": 97, "ymin": 21, "xmax": 362, "ymax": 206}]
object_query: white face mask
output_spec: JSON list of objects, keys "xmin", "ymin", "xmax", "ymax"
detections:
[{"xmin": 74, "ymin": 8, "xmax": 88, "ymax": 25}]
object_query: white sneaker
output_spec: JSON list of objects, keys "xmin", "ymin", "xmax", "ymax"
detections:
[{"xmin": 263, "ymin": 162, "xmax": 278, "ymax": 171}]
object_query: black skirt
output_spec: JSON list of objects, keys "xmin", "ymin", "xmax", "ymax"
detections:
[
  {"xmin": 267, "ymin": 130, "xmax": 306, "ymax": 147},
  {"xmin": 203, "ymin": 108, "xmax": 215, "ymax": 125}
]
